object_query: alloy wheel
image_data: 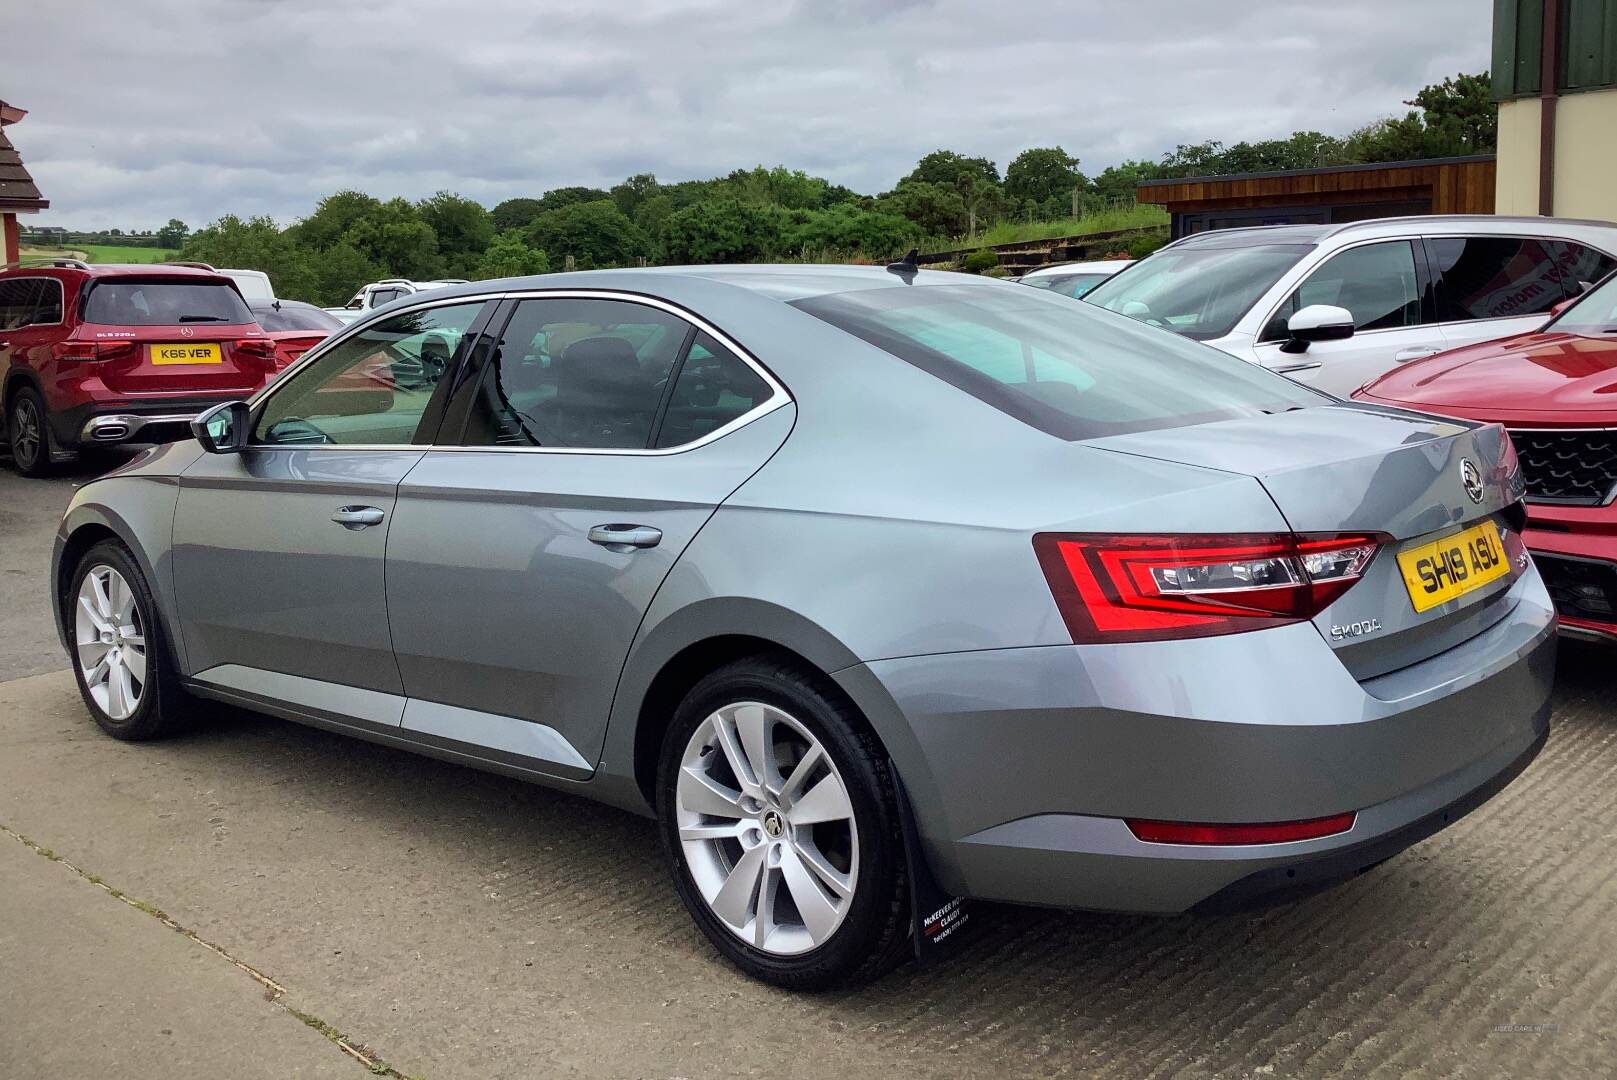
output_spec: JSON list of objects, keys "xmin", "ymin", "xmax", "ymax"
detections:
[
  {"xmin": 675, "ymin": 701, "xmax": 859, "ymax": 956},
  {"xmin": 11, "ymin": 396, "xmax": 41, "ymax": 467},
  {"xmin": 74, "ymin": 565, "xmax": 147, "ymax": 721}
]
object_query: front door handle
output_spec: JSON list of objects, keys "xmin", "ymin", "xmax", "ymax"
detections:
[
  {"xmin": 1269, "ymin": 360, "xmax": 1322, "ymax": 374},
  {"xmin": 1395, "ymin": 347, "xmax": 1442, "ymax": 362},
  {"xmin": 588, "ymin": 523, "xmax": 662, "ymax": 550},
  {"xmin": 331, "ymin": 505, "xmax": 385, "ymax": 530}
]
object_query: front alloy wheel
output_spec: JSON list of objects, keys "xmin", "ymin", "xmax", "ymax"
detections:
[
  {"xmin": 74, "ymin": 564, "xmax": 148, "ymax": 720},
  {"xmin": 676, "ymin": 701, "xmax": 859, "ymax": 955}
]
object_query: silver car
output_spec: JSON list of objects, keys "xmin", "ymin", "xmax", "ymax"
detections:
[{"xmin": 52, "ymin": 266, "xmax": 1554, "ymax": 989}]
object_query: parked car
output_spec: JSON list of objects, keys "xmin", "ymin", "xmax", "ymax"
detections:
[
  {"xmin": 1355, "ymin": 266, "xmax": 1617, "ymax": 642},
  {"xmin": 0, "ymin": 260, "xmax": 281, "ymax": 476},
  {"xmin": 220, "ymin": 268, "xmax": 275, "ymax": 300},
  {"xmin": 1019, "ymin": 259, "xmax": 1132, "ymax": 298},
  {"xmin": 246, "ymin": 297, "xmax": 344, "ymax": 370},
  {"xmin": 327, "ymin": 277, "xmax": 470, "ymax": 320},
  {"xmin": 53, "ymin": 266, "xmax": 1552, "ymax": 989},
  {"xmin": 1085, "ymin": 215, "xmax": 1617, "ymax": 396}
]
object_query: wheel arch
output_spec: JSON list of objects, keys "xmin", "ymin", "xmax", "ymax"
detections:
[
  {"xmin": 2, "ymin": 366, "xmax": 45, "ymax": 423},
  {"xmin": 54, "ymin": 499, "xmax": 187, "ymax": 673}
]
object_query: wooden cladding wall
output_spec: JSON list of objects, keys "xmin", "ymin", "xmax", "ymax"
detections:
[{"xmin": 1137, "ymin": 159, "xmax": 1497, "ymax": 216}]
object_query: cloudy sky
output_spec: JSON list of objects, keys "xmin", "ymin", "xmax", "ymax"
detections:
[{"xmin": 11, "ymin": 0, "xmax": 1490, "ymax": 231}]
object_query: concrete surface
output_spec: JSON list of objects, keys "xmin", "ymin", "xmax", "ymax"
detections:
[{"xmin": 2, "ymin": 461, "xmax": 1615, "ymax": 1078}]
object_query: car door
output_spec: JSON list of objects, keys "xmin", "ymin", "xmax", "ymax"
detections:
[
  {"xmin": 384, "ymin": 293, "xmax": 792, "ymax": 775},
  {"xmin": 1249, "ymin": 239, "xmax": 1439, "ymax": 396},
  {"xmin": 1426, "ymin": 235, "xmax": 1611, "ymax": 352},
  {"xmin": 172, "ymin": 298, "xmax": 493, "ymax": 713}
]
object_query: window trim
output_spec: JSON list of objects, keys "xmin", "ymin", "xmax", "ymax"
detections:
[
  {"xmin": 244, "ymin": 288, "xmax": 790, "ymax": 456},
  {"xmin": 1253, "ymin": 238, "xmax": 1430, "ymax": 345},
  {"xmin": 0, "ymin": 275, "xmax": 66, "ymax": 329}
]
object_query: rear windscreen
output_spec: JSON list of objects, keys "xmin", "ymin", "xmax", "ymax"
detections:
[
  {"xmin": 83, "ymin": 281, "xmax": 254, "ymax": 326},
  {"xmin": 793, "ymin": 283, "xmax": 1325, "ymax": 441}
]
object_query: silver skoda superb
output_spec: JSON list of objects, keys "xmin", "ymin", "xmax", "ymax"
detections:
[{"xmin": 52, "ymin": 265, "xmax": 1553, "ymax": 989}]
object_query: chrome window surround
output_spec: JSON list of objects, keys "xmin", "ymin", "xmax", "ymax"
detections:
[
  {"xmin": 1252, "ymin": 232, "xmax": 1617, "ymax": 345},
  {"xmin": 245, "ymin": 288, "xmax": 792, "ymax": 457},
  {"xmin": 0, "ymin": 275, "xmax": 66, "ymax": 329}
]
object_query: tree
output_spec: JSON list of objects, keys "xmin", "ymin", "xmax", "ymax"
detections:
[
  {"xmin": 491, "ymin": 197, "xmax": 545, "ymax": 233},
  {"xmin": 472, "ymin": 232, "xmax": 551, "ymax": 279},
  {"xmin": 610, "ymin": 173, "xmax": 660, "ymax": 219},
  {"xmin": 537, "ymin": 186, "xmax": 612, "ymax": 212},
  {"xmin": 956, "ymin": 173, "xmax": 1005, "ymax": 240},
  {"xmin": 1346, "ymin": 71, "xmax": 1496, "ymax": 163},
  {"xmin": 417, "ymin": 192, "xmax": 493, "ymax": 271},
  {"xmin": 525, "ymin": 199, "xmax": 648, "ymax": 269},
  {"xmin": 904, "ymin": 149, "xmax": 1001, "ymax": 188},
  {"xmin": 876, "ymin": 180, "xmax": 968, "ymax": 236},
  {"xmin": 310, "ymin": 241, "xmax": 386, "ymax": 308},
  {"xmin": 293, "ymin": 190, "xmax": 383, "ymax": 251},
  {"xmin": 724, "ymin": 166, "xmax": 828, "ymax": 210},
  {"xmin": 659, "ymin": 199, "xmax": 791, "ymax": 264},
  {"xmin": 782, "ymin": 205, "xmax": 920, "ymax": 258},
  {"xmin": 178, "ymin": 215, "xmax": 316, "ymax": 300},
  {"xmin": 340, "ymin": 197, "xmax": 443, "ymax": 279},
  {"xmin": 1005, "ymin": 147, "xmax": 1083, "ymax": 207},
  {"xmin": 156, "ymin": 218, "xmax": 189, "ymax": 249}
]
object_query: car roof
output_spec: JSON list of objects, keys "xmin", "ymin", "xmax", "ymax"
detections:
[
  {"xmin": 1166, "ymin": 214, "xmax": 1617, "ymax": 252},
  {"xmin": 1, "ymin": 261, "xmax": 233, "ymax": 281},
  {"xmin": 248, "ymin": 296, "xmax": 319, "ymax": 309},
  {"xmin": 411, "ymin": 263, "xmax": 1004, "ymax": 305}
]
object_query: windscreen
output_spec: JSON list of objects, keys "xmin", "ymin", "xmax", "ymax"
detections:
[
  {"xmin": 1084, "ymin": 244, "xmax": 1311, "ymax": 340},
  {"xmin": 793, "ymin": 283, "xmax": 1324, "ymax": 441},
  {"xmin": 1023, "ymin": 273, "xmax": 1109, "ymax": 299},
  {"xmin": 252, "ymin": 302, "xmax": 344, "ymax": 333},
  {"xmin": 83, "ymin": 280, "xmax": 254, "ymax": 326},
  {"xmin": 1550, "ymin": 273, "xmax": 1617, "ymax": 336}
]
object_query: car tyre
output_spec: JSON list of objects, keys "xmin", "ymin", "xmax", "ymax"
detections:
[
  {"xmin": 7, "ymin": 385, "xmax": 53, "ymax": 477},
  {"xmin": 657, "ymin": 656, "xmax": 910, "ymax": 990},
  {"xmin": 68, "ymin": 539, "xmax": 194, "ymax": 741}
]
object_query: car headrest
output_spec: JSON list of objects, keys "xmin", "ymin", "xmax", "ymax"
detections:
[{"xmin": 559, "ymin": 337, "xmax": 643, "ymax": 399}]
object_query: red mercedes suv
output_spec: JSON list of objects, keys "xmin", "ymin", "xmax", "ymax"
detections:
[
  {"xmin": 0, "ymin": 261, "xmax": 282, "ymax": 476},
  {"xmin": 1356, "ymin": 269, "xmax": 1617, "ymax": 643}
]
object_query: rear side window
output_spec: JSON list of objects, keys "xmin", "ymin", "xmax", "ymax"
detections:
[
  {"xmin": 83, "ymin": 280, "xmax": 253, "ymax": 326},
  {"xmin": 1260, "ymin": 241, "xmax": 1422, "ymax": 342},
  {"xmin": 1546, "ymin": 241, "xmax": 1617, "ymax": 297},
  {"xmin": 458, "ymin": 296, "xmax": 691, "ymax": 449},
  {"xmin": 653, "ymin": 333, "xmax": 773, "ymax": 449},
  {"xmin": 794, "ymin": 284, "xmax": 1323, "ymax": 441},
  {"xmin": 0, "ymin": 277, "xmax": 62, "ymax": 328},
  {"xmin": 1427, "ymin": 237, "xmax": 1567, "ymax": 322}
]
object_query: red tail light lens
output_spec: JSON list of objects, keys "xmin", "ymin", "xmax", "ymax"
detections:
[
  {"xmin": 233, "ymin": 337, "xmax": 279, "ymax": 361},
  {"xmin": 1127, "ymin": 812, "xmax": 1356, "ymax": 845},
  {"xmin": 53, "ymin": 340, "xmax": 137, "ymax": 362},
  {"xmin": 1033, "ymin": 532, "xmax": 1386, "ymax": 643}
]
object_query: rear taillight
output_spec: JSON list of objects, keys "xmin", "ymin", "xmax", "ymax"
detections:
[
  {"xmin": 52, "ymin": 340, "xmax": 136, "ymax": 362},
  {"xmin": 1033, "ymin": 532, "xmax": 1386, "ymax": 643},
  {"xmin": 233, "ymin": 337, "xmax": 279, "ymax": 361}
]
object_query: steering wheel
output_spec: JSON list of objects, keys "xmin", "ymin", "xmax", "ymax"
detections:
[{"xmin": 264, "ymin": 416, "xmax": 336, "ymax": 445}]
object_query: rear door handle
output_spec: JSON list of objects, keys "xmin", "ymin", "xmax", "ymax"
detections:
[
  {"xmin": 331, "ymin": 505, "xmax": 385, "ymax": 529},
  {"xmin": 587, "ymin": 524, "xmax": 663, "ymax": 550},
  {"xmin": 1395, "ymin": 347, "xmax": 1442, "ymax": 362}
]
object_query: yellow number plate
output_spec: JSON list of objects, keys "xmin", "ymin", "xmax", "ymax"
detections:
[
  {"xmin": 149, "ymin": 342, "xmax": 222, "ymax": 365},
  {"xmin": 1396, "ymin": 520, "xmax": 1511, "ymax": 613}
]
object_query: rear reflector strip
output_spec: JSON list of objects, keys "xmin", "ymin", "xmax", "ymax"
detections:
[{"xmin": 1126, "ymin": 812, "xmax": 1356, "ymax": 845}]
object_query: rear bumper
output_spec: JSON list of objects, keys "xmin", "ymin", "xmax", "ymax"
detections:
[
  {"xmin": 52, "ymin": 397, "xmax": 240, "ymax": 449},
  {"xmin": 851, "ymin": 565, "xmax": 1557, "ymax": 913}
]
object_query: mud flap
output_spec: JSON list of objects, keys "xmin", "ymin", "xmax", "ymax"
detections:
[{"xmin": 894, "ymin": 773, "xmax": 975, "ymax": 965}]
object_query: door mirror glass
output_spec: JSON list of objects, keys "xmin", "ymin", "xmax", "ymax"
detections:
[
  {"xmin": 1281, "ymin": 304, "xmax": 1356, "ymax": 353},
  {"xmin": 191, "ymin": 401, "xmax": 250, "ymax": 453}
]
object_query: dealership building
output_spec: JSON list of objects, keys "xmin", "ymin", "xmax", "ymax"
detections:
[{"xmin": 0, "ymin": 100, "xmax": 48, "ymax": 266}]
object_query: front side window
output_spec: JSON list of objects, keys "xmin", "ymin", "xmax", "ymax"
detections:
[
  {"xmin": 1428, "ymin": 236, "xmax": 1566, "ymax": 322},
  {"xmin": 795, "ymin": 283, "xmax": 1322, "ymax": 441},
  {"xmin": 83, "ymin": 280, "xmax": 253, "ymax": 326},
  {"xmin": 253, "ymin": 301, "xmax": 485, "ymax": 446},
  {"xmin": 1260, "ymin": 241, "xmax": 1421, "ymax": 342},
  {"xmin": 1085, "ymin": 244, "xmax": 1311, "ymax": 340},
  {"xmin": 459, "ymin": 297, "xmax": 691, "ymax": 449}
]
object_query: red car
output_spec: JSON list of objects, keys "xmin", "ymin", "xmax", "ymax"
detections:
[
  {"xmin": 0, "ymin": 261, "xmax": 281, "ymax": 476},
  {"xmin": 1356, "ymin": 270, "xmax": 1617, "ymax": 643},
  {"xmin": 246, "ymin": 297, "xmax": 344, "ymax": 369}
]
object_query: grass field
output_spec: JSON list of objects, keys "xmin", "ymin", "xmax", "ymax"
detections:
[
  {"xmin": 962, "ymin": 204, "xmax": 1168, "ymax": 249},
  {"xmin": 18, "ymin": 244, "xmax": 179, "ymax": 264}
]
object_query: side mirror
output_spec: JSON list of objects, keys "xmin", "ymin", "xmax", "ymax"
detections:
[
  {"xmin": 1280, "ymin": 304, "xmax": 1356, "ymax": 354},
  {"xmin": 1549, "ymin": 297, "xmax": 1576, "ymax": 317},
  {"xmin": 191, "ymin": 401, "xmax": 250, "ymax": 454}
]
